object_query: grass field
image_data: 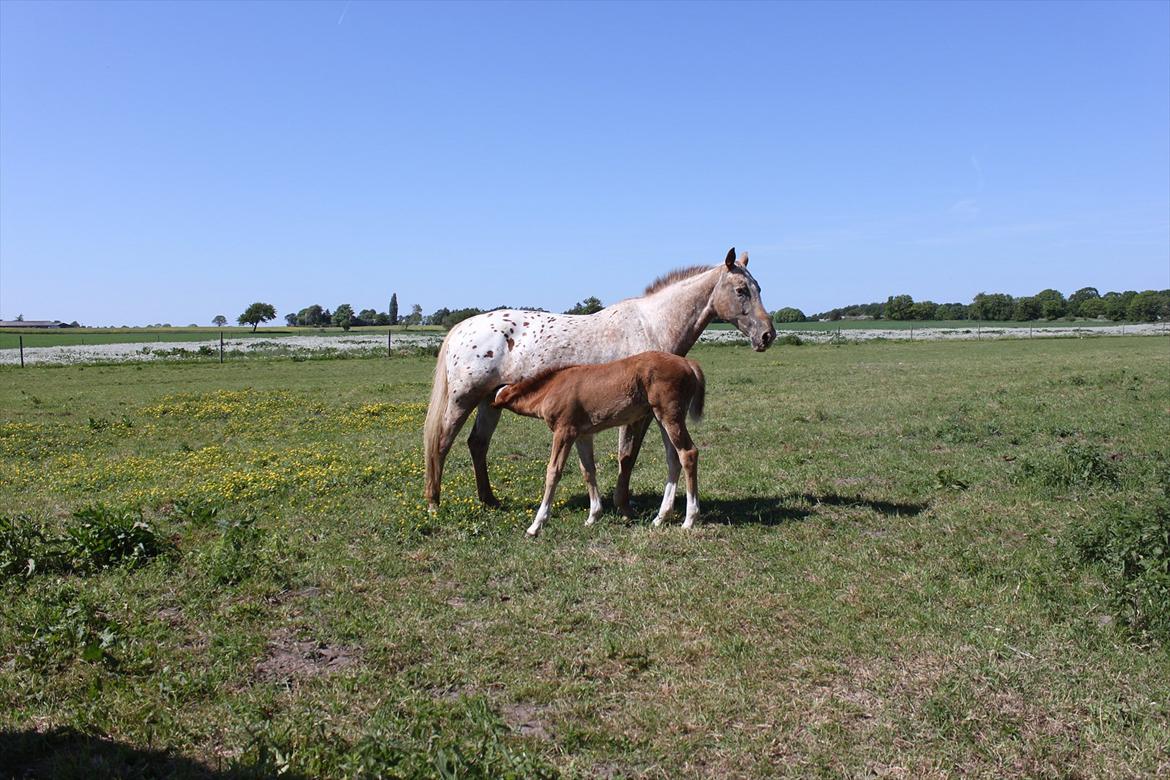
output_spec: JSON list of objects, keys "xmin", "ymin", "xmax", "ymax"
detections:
[
  {"xmin": 1, "ymin": 337, "xmax": 1167, "ymax": 778},
  {"xmin": 768, "ymin": 319, "xmax": 1140, "ymax": 331},
  {"xmin": 0, "ymin": 326, "xmax": 444, "ymax": 350}
]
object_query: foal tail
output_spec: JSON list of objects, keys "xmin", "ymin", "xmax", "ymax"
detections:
[
  {"xmin": 686, "ymin": 359, "xmax": 706, "ymax": 423},
  {"xmin": 423, "ymin": 335, "xmax": 452, "ymax": 505}
]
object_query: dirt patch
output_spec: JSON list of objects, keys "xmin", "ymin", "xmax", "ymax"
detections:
[
  {"xmin": 254, "ymin": 629, "xmax": 358, "ymax": 683},
  {"xmin": 502, "ymin": 702, "xmax": 553, "ymax": 741}
]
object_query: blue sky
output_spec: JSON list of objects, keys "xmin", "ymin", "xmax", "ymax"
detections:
[{"xmin": 1, "ymin": 0, "xmax": 1167, "ymax": 325}]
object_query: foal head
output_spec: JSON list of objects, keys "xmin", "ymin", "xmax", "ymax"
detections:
[{"xmin": 710, "ymin": 248, "xmax": 776, "ymax": 351}]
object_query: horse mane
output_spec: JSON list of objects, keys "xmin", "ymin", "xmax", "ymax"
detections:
[{"xmin": 643, "ymin": 265, "xmax": 715, "ymax": 296}]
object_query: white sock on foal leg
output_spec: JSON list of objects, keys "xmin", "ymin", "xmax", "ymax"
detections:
[{"xmin": 653, "ymin": 480, "xmax": 677, "ymax": 527}]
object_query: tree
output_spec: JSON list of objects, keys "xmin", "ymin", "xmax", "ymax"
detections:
[
  {"xmin": 358, "ymin": 309, "xmax": 378, "ymax": 326},
  {"xmin": 773, "ymin": 307, "xmax": 806, "ymax": 323},
  {"xmin": 564, "ymin": 296, "xmax": 603, "ymax": 315},
  {"xmin": 1078, "ymin": 297, "xmax": 1106, "ymax": 319},
  {"xmin": 1034, "ymin": 289, "xmax": 1067, "ymax": 320},
  {"xmin": 284, "ymin": 313, "xmax": 297, "ymax": 326},
  {"xmin": 1012, "ymin": 296, "xmax": 1041, "ymax": 321},
  {"xmin": 333, "ymin": 304, "xmax": 355, "ymax": 331},
  {"xmin": 389, "ymin": 294, "xmax": 399, "ymax": 326},
  {"xmin": 407, "ymin": 304, "xmax": 423, "ymax": 327},
  {"xmin": 884, "ymin": 294, "xmax": 914, "ymax": 321},
  {"xmin": 426, "ymin": 307, "xmax": 452, "ymax": 326},
  {"xmin": 1067, "ymin": 287, "xmax": 1100, "ymax": 317},
  {"xmin": 374, "ymin": 312, "xmax": 391, "ymax": 326},
  {"xmin": 212, "ymin": 314, "xmax": 227, "ymax": 327},
  {"xmin": 935, "ymin": 303, "xmax": 968, "ymax": 320},
  {"xmin": 909, "ymin": 301, "xmax": 939, "ymax": 320},
  {"xmin": 15, "ymin": 314, "xmax": 23, "ymax": 322},
  {"xmin": 237, "ymin": 302, "xmax": 276, "ymax": 332},
  {"xmin": 970, "ymin": 292, "xmax": 1014, "ymax": 321},
  {"xmin": 1127, "ymin": 290, "xmax": 1170, "ymax": 322},
  {"xmin": 296, "ymin": 304, "xmax": 327, "ymax": 327}
]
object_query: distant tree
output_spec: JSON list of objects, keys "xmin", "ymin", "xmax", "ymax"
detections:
[
  {"xmin": 237, "ymin": 302, "xmax": 276, "ymax": 332},
  {"xmin": 1034, "ymin": 289, "xmax": 1067, "ymax": 320},
  {"xmin": 409, "ymin": 304, "xmax": 423, "ymax": 326},
  {"xmin": 212, "ymin": 315, "xmax": 227, "ymax": 327},
  {"xmin": 1078, "ymin": 297, "xmax": 1106, "ymax": 319},
  {"xmin": 442, "ymin": 307, "xmax": 485, "ymax": 329},
  {"xmin": 426, "ymin": 307, "xmax": 452, "ymax": 326},
  {"xmin": 1067, "ymin": 287, "xmax": 1100, "ymax": 317},
  {"xmin": 284, "ymin": 313, "xmax": 297, "ymax": 326},
  {"xmin": 358, "ymin": 308, "xmax": 378, "ymax": 326},
  {"xmin": 1012, "ymin": 297, "xmax": 1041, "ymax": 321},
  {"xmin": 389, "ymin": 294, "xmax": 399, "ymax": 326},
  {"xmin": 1103, "ymin": 291, "xmax": 1137, "ymax": 321},
  {"xmin": 333, "ymin": 304, "xmax": 355, "ymax": 331},
  {"xmin": 970, "ymin": 292, "xmax": 1014, "ymax": 321},
  {"xmin": 1127, "ymin": 290, "xmax": 1170, "ymax": 322},
  {"xmin": 374, "ymin": 312, "xmax": 391, "ymax": 326},
  {"xmin": 884, "ymin": 294, "xmax": 914, "ymax": 321},
  {"xmin": 564, "ymin": 296, "xmax": 604, "ymax": 315},
  {"xmin": 935, "ymin": 303, "xmax": 968, "ymax": 320},
  {"xmin": 773, "ymin": 307, "xmax": 806, "ymax": 323},
  {"xmin": 15, "ymin": 314, "xmax": 23, "ymax": 322},
  {"xmin": 296, "ymin": 304, "xmax": 325, "ymax": 327},
  {"xmin": 909, "ymin": 301, "xmax": 939, "ymax": 320}
]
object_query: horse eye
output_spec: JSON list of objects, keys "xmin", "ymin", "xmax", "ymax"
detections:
[{"xmin": 736, "ymin": 287, "xmax": 749, "ymax": 297}]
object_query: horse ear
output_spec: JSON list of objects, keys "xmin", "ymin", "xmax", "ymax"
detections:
[
  {"xmin": 724, "ymin": 247, "xmax": 736, "ymax": 269},
  {"xmin": 739, "ymin": 251, "xmax": 749, "ymax": 267}
]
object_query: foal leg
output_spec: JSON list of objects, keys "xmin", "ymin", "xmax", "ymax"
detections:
[
  {"xmin": 613, "ymin": 414, "xmax": 653, "ymax": 517},
  {"xmin": 528, "ymin": 430, "xmax": 576, "ymax": 537},
  {"xmin": 660, "ymin": 415, "xmax": 699, "ymax": 529},
  {"xmin": 575, "ymin": 435, "xmax": 603, "ymax": 526},
  {"xmin": 652, "ymin": 425, "xmax": 682, "ymax": 527},
  {"xmin": 467, "ymin": 398, "xmax": 503, "ymax": 508}
]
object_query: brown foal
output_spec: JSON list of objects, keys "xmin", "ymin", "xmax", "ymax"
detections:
[{"xmin": 492, "ymin": 351, "xmax": 706, "ymax": 537}]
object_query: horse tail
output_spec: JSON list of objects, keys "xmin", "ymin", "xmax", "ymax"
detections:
[
  {"xmin": 686, "ymin": 359, "xmax": 705, "ymax": 423},
  {"xmin": 423, "ymin": 335, "xmax": 452, "ymax": 505}
]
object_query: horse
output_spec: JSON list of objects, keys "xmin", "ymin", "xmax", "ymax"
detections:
[
  {"xmin": 491, "ymin": 351, "xmax": 706, "ymax": 537},
  {"xmin": 423, "ymin": 246, "xmax": 775, "ymax": 512}
]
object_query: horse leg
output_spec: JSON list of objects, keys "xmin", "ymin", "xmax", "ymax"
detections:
[
  {"xmin": 660, "ymin": 415, "xmax": 699, "ymax": 529},
  {"xmin": 467, "ymin": 398, "xmax": 503, "ymax": 508},
  {"xmin": 528, "ymin": 429, "xmax": 576, "ymax": 537},
  {"xmin": 575, "ymin": 435, "xmax": 602, "ymax": 526},
  {"xmin": 613, "ymin": 414, "xmax": 653, "ymax": 517},
  {"xmin": 425, "ymin": 397, "xmax": 477, "ymax": 511},
  {"xmin": 652, "ymin": 425, "xmax": 682, "ymax": 527}
]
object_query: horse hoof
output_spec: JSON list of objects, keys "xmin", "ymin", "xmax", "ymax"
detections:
[{"xmin": 480, "ymin": 495, "xmax": 502, "ymax": 509}]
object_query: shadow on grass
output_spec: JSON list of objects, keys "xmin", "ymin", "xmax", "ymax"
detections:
[
  {"xmin": 562, "ymin": 491, "xmax": 929, "ymax": 527},
  {"xmin": 0, "ymin": 726, "xmax": 308, "ymax": 780}
]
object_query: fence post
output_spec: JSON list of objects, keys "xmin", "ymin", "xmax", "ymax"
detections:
[
  {"xmin": 387, "ymin": 330, "xmax": 392, "ymax": 357},
  {"xmin": 219, "ymin": 331, "xmax": 224, "ymax": 363},
  {"xmin": 19, "ymin": 335, "xmax": 24, "ymax": 368},
  {"xmin": 910, "ymin": 325, "xmax": 913, "ymax": 341}
]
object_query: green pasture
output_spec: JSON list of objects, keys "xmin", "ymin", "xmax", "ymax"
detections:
[
  {"xmin": 768, "ymin": 318, "xmax": 1136, "ymax": 331},
  {"xmin": 0, "ymin": 325, "xmax": 444, "ymax": 350},
  {"xmin": 1, "ymin": 337, "xmax": 1167, "ymax": 777}
]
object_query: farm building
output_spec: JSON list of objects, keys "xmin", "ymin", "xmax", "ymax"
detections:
[{"xmin": 0, "ymin": 320, "xmax": 71, "ymax": 328}]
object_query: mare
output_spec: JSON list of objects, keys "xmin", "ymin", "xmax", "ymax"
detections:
[
  {"xmin": 492, "ymin": 351, "xmax": 706, "ymax": 537},
  {"xmin": 423, "ymin": 247, "xmax": 775, "ymax": 512}
]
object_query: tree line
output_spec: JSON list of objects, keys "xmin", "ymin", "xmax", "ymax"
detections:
[
  {"xmin": 226, "ymin": 294, "xmax": 604, "ymax": 332},
  {"xmin": 226, "ymin": 285, "xmax": 1168, "ymax": 333},
  {"xmin": 791, "ymin": 286, "xmax": 1170, "ymax": 324}
]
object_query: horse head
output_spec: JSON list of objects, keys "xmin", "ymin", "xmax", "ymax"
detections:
[{"xmin": 710, "ymin": 248, "xmax": 776, "ymax": 351}]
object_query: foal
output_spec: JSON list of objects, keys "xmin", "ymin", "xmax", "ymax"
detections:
[{"xmin": 492, "ymin": 351, "xmax": 705, "ymax": 537}]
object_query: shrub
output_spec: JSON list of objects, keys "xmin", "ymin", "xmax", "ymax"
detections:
[
  {"xmin": 15, "ymin": 585, "xmax": 122, "ymax": 670},
  {"xmin": 202, "ymin": 514, "xmax": 265, "ymax": 585},
  {"xmin": 1071, "ymin": 489, "xmax": 1170, "ymax": 642},
  {"xmin": 1015, "ymin": 441, "xmax": 1120, "ymax": 492},
  {"xmin": 1, "ymin": 515, "xmax": 64, "ymax": 580},
  {"xmin": 64, "ymin": 505, "xmax": 166, "ymax": 572},
  {"xmin": 776, "ymin": 334, "xmax": 804, "ymax": 346}
]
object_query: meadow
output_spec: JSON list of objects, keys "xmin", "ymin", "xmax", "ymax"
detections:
[
  {"xmin": 0, "ymin": 325, "xmax": 444, "ymax": 350},
  {"xmin": 1, "ymin": 336, "xmax": 1167, "ymax": 778}
]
